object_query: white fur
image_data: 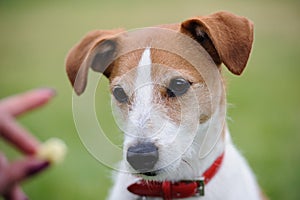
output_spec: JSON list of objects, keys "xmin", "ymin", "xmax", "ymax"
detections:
[{"xmin": 127, "ymin": 47, "xmax": 153, "ymax": 134}]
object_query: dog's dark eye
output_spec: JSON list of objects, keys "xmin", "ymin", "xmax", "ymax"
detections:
[
  {"xmin": 112, "ymin": 85, "xmax": 128, "ymax": 103},
  {"xmin": 167, "ymin": 78, "xmax": 191, "ymax": 97}
]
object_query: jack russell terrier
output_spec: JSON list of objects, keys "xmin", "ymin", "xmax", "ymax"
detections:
[{"xmin": 66, "ymin": 11, "xmax": 266, "ymax": 200}]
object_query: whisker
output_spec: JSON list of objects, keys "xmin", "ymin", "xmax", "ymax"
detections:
[{"xmin": 182, "ymin": 158, "xmax": 196, "ymax": 176}]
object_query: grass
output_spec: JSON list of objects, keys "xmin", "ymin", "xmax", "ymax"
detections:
[{"xmin": 0, "ymin": 0, "xmax": 300, "ymax": 199}]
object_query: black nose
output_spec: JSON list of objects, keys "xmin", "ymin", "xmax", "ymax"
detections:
[{"xmin": 126, "ymin": 142, "xmax": 159, "ymax": 172}]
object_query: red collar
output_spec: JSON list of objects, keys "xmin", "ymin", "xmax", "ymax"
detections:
[{"xmin": 127, "ymin": 152, "xmax": 224, "ymax": 200}]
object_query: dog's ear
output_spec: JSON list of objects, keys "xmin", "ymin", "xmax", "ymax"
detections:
[
  {"xmin": 65, "ymin": 29, "xmax": 122, "ymax": 95},
  {"xmin": 180, "ymin": 11, "xmax": 254, "ymax": 75}
]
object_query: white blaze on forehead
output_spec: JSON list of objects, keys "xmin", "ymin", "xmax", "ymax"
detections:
[
  {"xmin": 136, "ymin": 47, "xmax": 152, "ymax": 84},
  {"xmin": 129, "ymin": 48, "xmax": 153, "ymax": 130}
]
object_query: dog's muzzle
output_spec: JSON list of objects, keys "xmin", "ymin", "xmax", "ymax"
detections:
[{"xmin": 126, "ymin": 142, "xmax": 159, "ymax": 173}]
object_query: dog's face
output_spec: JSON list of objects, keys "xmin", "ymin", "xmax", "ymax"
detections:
[
  {"xmin": 66, "ymin": 11, "xmax": 253, "ymax": 180},
  {"xmin": 109, "ymin": 46, "xmax": 211, "ymax": 178}
]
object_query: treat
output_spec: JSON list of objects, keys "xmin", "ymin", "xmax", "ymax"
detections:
[{"xmin": 37, "ymin": 138, "xmax": 67, "ymax": 164}]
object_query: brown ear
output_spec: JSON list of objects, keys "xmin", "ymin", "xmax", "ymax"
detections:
[
  {"xmin": 65, "ymin": 29, "xmax": 122, "ymax": 95},
  {"xmin": 181, "ymin": 11, "xmax": 254, "ymax": 75}
]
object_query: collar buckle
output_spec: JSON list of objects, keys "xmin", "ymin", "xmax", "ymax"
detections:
[{"xmin": 194, "ymin": 178, "xmax": 205, "ymax": 196}]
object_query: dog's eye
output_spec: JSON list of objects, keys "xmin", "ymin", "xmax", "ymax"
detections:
[
  {"xmin": 112, "ymin": 85, "xmax": 128, "ymax": 103},
  {"xmin": 167, "ymin": 78, "xmax": 191, "ymax": 97}
]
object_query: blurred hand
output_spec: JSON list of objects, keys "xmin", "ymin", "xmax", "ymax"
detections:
[{"xmin": 0, "ymin": 88, "xmax": 55, "ymax": 200}]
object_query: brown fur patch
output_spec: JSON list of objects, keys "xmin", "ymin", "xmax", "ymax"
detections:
[
  {"xmin": 150, "ymin": 49, "xmax": 209, "ymax": 125},
  {"xmin": 181, "ymin": 11, "xmax": 254, "ymax": 75},
  {"xmin": 109, "ymin": 49, "xmax": 145, "ymax": 82},
  {"xmin": 66, "ymin": 29, "xmax": 123, "ymax": 87},
  {"xmin": 108, "ymin": 49, "xmax": 146, "ymax": 112}
]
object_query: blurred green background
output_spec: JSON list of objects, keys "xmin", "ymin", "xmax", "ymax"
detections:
[{"xmin": 0, "ymin": 0, "xmax": 299, "ymax": 199}]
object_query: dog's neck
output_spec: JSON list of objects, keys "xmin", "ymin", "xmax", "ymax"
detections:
[{"xmin": 170, "ymin": 103, "xmax": 227, "ymax": 181}]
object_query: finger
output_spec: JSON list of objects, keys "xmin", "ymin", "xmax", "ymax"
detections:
[
  {"xmin": 0, "ymin": 116, "xmax": 40, "ymax": 154},
  {"xmin": 0, "ymin": 152, "xmax": 8, "ymax": 168},
  {"xmin": 0, "ymin": 88, "xmax": 56, "ymax": 117},
  {"xmin": 0, "ymin": 153, "xmax": 9, "ymax": 194},
  {"xmin": 9, "ymin": 157, "xmax": 50, "ymax": 184},
  {"xmin": 3, "ymin": 185, "xmax": 28, "ymax": 200}
]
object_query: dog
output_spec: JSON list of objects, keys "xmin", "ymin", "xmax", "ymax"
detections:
[{"xmin": 66, "ymin": 11, "xmax": 266, "ymax": 200}]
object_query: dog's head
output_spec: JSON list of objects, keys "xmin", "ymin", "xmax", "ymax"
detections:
[{"xmin": 66, "ymin": 11, "xmax": 253, "ymax": 180}]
